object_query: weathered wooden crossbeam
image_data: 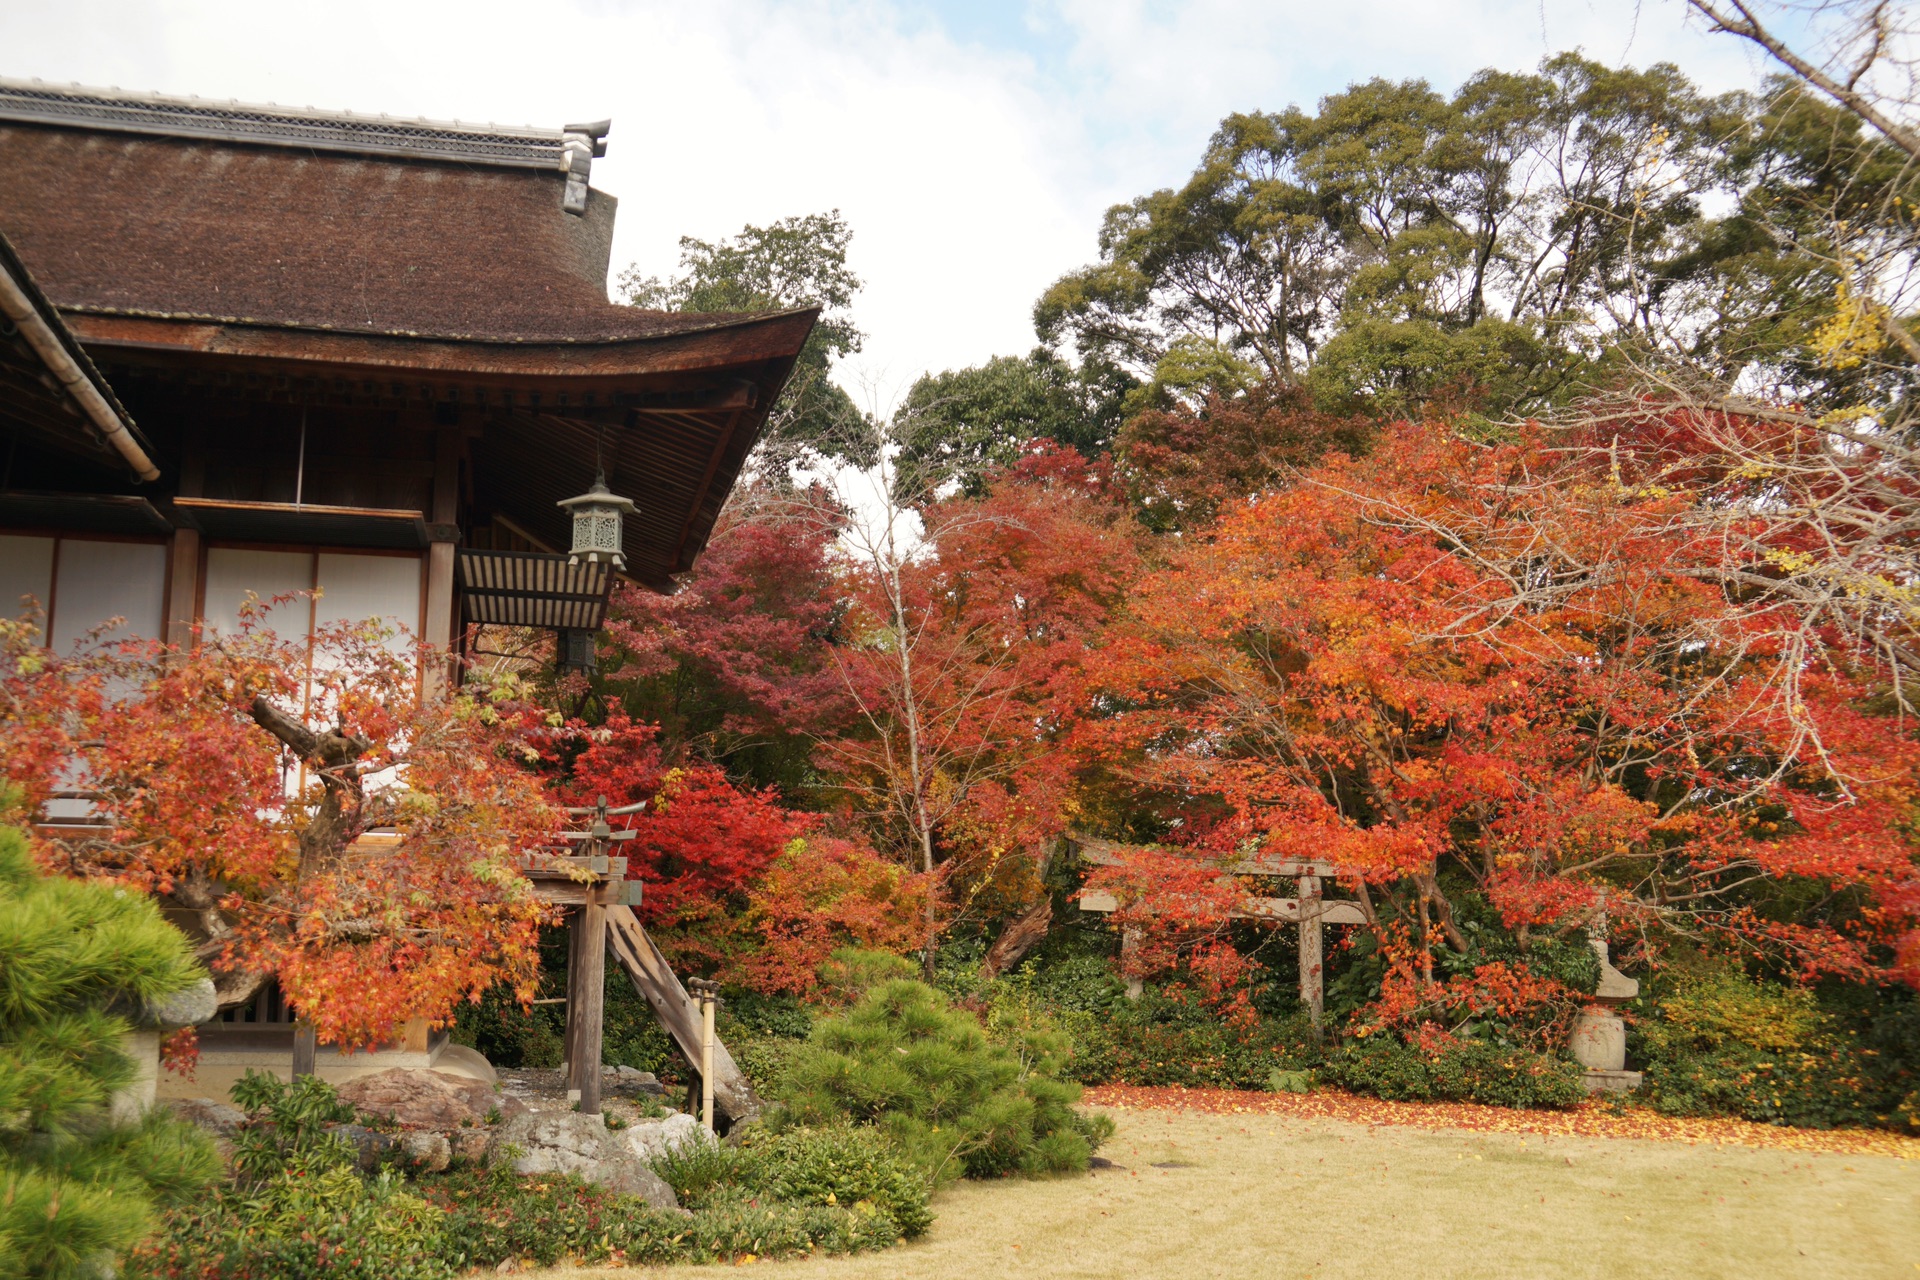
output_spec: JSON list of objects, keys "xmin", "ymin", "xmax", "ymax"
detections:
[
  {"xmin": 1066, "ymin": 831, "xmax": 1358, "ymax": 1035},
  {"xmin": 1075, "ymin": 890, "xmax": 1365, "ymax": 926},
  {"xmin": 1068, "ymin": 832, "xmax": 1334, "ymax": 879}
]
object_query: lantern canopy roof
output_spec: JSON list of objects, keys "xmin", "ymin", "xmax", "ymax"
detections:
[{"xmin": 558, "ymin": 476, "xmax": 638, "ymax": 516}]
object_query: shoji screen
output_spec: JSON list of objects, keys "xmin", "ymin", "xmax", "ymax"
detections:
[
  {"xmin": 202, "ymin": 547, "xmax": 422, "ymax": 651},
  {"xmin": 201, "ymin": 548, "xmax": 315, "ymax": 640},
  {"xmin": 0, "ymin": 535, "xmax": 54, "ymax": 620},
  {"xmin": 313, "ymin": 553, "xmax": 423, "ymax": 653},
  {"xmin": 0, "ymin": 534, "xmax": 165, "ymax": 651},
  {"xmin": 49, "ymin": 540, "xmax": 167, "ymax": 653}
]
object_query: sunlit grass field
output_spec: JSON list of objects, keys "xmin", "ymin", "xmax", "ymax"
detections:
[{"xmin": 541, "ymin": 1104, "xmax": 1920, "ymax": 1280}]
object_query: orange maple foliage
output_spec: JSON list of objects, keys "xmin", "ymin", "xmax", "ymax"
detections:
[
  {"xmin": 2, "ymin": 599, "xmax": 559, "ymax": 1048},
  {"xmin": 1084, "ymin": 415, "xmax": 1920, "ymax": 1014},
  {"xmin": 826, "ymin": 444, "xmax": 1145, "ymax": 927}
]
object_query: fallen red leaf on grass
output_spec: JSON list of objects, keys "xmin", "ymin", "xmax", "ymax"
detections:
[{"xmin": 1080, "ymin": 1085, "xmax": 1920, "ymax": 1159}]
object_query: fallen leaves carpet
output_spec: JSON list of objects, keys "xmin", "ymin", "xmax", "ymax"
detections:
[{"xmin": 1082, "ymin": 1083, "xmax": 1920, "ymax": 1159}]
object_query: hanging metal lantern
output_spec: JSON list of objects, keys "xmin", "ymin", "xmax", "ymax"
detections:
[{"xmin": 557, "ymin": 474, "xmax": 636, "ymax": 570}]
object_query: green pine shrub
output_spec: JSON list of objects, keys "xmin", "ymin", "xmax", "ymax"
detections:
[
  {"xmin": 1632, "ymin": 972, "xmax": 1890, "ymax": 1129},
  {"xmin": 774, "ymin": 979, "xmax": 1112, "ymax": 1183},
  {"xmin": 816, "ymin": 948, "xmax": 919, "ymax": 1007},
  {"xmin": 0, "ymin": 819, "xmax": 220, "ymax": 1280}
]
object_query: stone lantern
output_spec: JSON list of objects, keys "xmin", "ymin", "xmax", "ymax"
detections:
[
  {"xmin": 1570, "ymin": 898, "xmax": 1642, "ymax": 1093},
  {"xmin": 558, "ymin": 474, "xmax": 637, "ymax": 571}
]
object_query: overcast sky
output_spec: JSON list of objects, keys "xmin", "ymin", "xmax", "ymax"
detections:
[{"xmin": 4, "ymin": 0, "xmax": 1790, "ymax": 409}]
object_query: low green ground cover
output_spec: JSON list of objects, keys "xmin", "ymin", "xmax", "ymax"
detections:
[{"xmin": 134, "ymin": 971, "xmax": 1112, "ymax": 1278}]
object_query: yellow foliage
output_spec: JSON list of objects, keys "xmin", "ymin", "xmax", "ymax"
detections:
[{"xmin": 1810, "ymin": 277, "xmax": 1889, "ymax": 370}]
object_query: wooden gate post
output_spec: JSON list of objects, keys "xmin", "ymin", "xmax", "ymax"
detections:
[
  {"xmin": 1297, "ymin": 873, "xmax": 1324, "ymax": 1038},
  {"xmin": 564, "ymin": 900, "xmax": 607, "ymax": 1114},
  {"xmin": 1120, "ymin": 925, "xmax": 1144, "ymax": 1000}
]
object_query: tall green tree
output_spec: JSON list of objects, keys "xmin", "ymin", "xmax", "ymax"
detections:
[
  {"xmin": 621, "ymin": 211, "xmax": 867, "ymax": 470},
  {"xmin": 1035, "ymin": 54, "xmax": 1753, "ymax": 420},
  {"xmin": 892, "ymin": 350, "xmax": 1135, "ymax": 500}
]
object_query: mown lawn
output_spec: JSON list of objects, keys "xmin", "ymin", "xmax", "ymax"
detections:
[{"xmin": 541, "ymin": 1104, "xmax": 1920, "ymax": 1280}]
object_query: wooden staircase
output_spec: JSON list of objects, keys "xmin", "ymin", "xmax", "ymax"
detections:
[{"xmin": 604, "ymin": 905, "xmax": 760, "ymax": 1127}]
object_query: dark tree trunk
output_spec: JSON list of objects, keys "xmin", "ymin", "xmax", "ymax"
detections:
[{"xmin": 979, "ymin": 898, "xmax": 1054, "ymax": 982}]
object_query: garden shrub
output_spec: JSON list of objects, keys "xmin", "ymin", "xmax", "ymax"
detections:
[
  {"xmin": 137, "ymin": 1170, "xmax": 453, "ymax": 1280},
  {"xmin": 132, "ymin": 1071, "xmax": 454, "ymax": 1280},
  {"xmin": 453, "ymin": 922, "xmax": 678, "ymax": 1076},
  {"xmin": 0, "ymin": 819, "xmax": 220, "ymax": 1280},
  {"xmin": 1325, "ymin": 1037, "xmax": 1586, "ymax": 1109},
  {"xmin": 226, "ymin": 1071, "xmax": 356, "ymax": 1185},
  {"xmin": 421, "ymin": 1164, "xmax": 901, "ymax": 1267},
  {"xmin": 729, "ymin": 1126, "xmax": 932, "ymax": 1238},
  {"xmin": 730, "ymin": 1035, "xmax": 808, "ymax": 1094},
  {"xmin": 1632, "ymin": 972, "xmax": 1891, "ymax": 1129},
  {"xmin": 133, "ymin": 1072, "xmax": 917, "ymax": 1277},
  {"xmin": 721, "ymin": 989, "xmax": 815, "ymax": 1039},
  {"xmin": 776, "ymin": 979, "xmax": 1112, "ymax": 1182},
  {"xmin": 816, "ymin": 948, "xmax": 919, "ymax": 1007},
  {"xmin": 1070, "ymin": 988, "xmax": 1318, "ymax": 1088}
]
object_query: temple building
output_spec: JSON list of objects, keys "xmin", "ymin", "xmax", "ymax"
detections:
[{"xmin": 0, "ymin": 78, "xmax": 807, "ymax": 1114}]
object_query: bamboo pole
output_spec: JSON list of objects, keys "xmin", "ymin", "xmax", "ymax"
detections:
[{"xmin": 687, "ymin": 978, "xmax": 720, "ymax": 1133}]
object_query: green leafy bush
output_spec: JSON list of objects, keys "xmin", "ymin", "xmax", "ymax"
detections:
[
  {"xmin": 721, "ymin": 990, "xmax": 815, "ymax": 1040},
  {"xmin": 132, "ymin": 1072, "xmax": 453, "ymax": 1280},
  {"xmin": 451, "ymin": 924, "xmax": 675, "ymax": 1076},
  {"xmin": 1632, "ymin": 973, "xmax": 1890, "ymax": 1129},
  {"xmin": 133, "ymin": 1073, "xmax": 919, "ymax": 1276},
  {"xmin": 226, "ymin": 1071, "xmax": 355, "ymax": 1185},
  {"xmin": 138, "ymin": 1170, "xmax": 453, "ymax": 1280},
  {"xmin": 730, "ymin": 1035, "xmax": 808, "ymax": 1094},
  {"xmin": 659, "ymin": 1125, "xmax": 933, "ymax": 1239},
  {"xmin": 420, "ymin": 1164, "xmax": 900, "ymax": 1268},
  {"xmin": 775, "ymin": 979, "xmax": 1112, "ymax": 1182},
  {"xmin": 1325, "ymin": 1037, "xmax": 1586, "ymax": 1109},
  {"xmin": 1069, "ymin": 989, "xmax": 1318, "ymax": 1089},
  {"xmin": 0, "ymin": 820, "xmax": 220, "ymax": 1280},
  {"xmin": 743, "ymin": 1126, "xmax": 933, "ymax": 1237}
]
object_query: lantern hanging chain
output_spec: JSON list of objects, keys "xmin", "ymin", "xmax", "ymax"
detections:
[{"xmin": 594, "ymin": 422, "xmax": 608, "ymax": 487}]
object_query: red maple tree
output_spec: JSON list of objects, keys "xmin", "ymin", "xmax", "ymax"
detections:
[{"xmin": 1, "ymin": 599, "xmax": 560, "ymax": 1048}]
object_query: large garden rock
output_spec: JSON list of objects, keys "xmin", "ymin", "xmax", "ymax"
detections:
[
  {"xmin": 143, "ymin": 978, "xmax": 218, "ymax": 1029},
  {"xmin": 623, "ymin": 1112, "xmax": 711, "ymax": 1167},
  {"xmin": 164, "ymin": 1096, "xmax": 247, "ymax": 1138},
  {"xmin": 336, "ymin": 1067, "xmax": 522, "ymax": 1131},
  {"xmin": 325, "ymin": 1123, "xmax": 455, "ymax": 1173},
  {"xmin": 493, "ymin": 1111, "xmax": 678, "ymax": 1209}
]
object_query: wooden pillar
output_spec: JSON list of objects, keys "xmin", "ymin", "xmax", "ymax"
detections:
[
  {"xmin": 163, "ymin": 528, "xmax": 200, "ymax": 649},
  {"xmin": 561, "ymin": 905, "xmax": 584, "ymax": 1093},
  {"xmin": 564, "ymin": 900, "xmax": 607, "ymax": 1114},
  {"xmin": 422, "ymin": 424, "xmax": 462, "ymax": 699},
  {"xmin": 292, "ymin": 1020, "xmax": 317, "ymax": 1080},
  {"xmin": 166, "ymin": 424, "xmax": 205, "ymax": 651},
  {"xmin": 1297, "ymin": 874, "xmax": 1324, "ymax": 1038}
]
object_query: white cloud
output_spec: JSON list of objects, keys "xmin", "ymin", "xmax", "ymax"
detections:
[{"xmin": 2, "ymin": 0, "xmax": 1787, "ymax": 409}]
